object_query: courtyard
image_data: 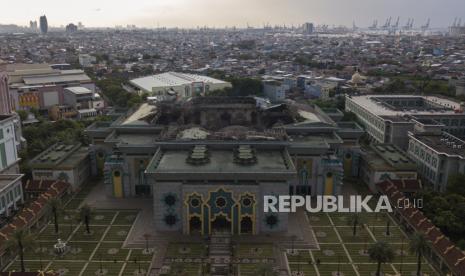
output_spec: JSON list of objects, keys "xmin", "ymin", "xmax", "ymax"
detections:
[
  {"xmin": 3, "ymin": 182, "xmax": 439, "ymax": 276},
  {"xmin": 287, "ymin": 212, "xmax": 438, "ymax": 276},
  {"xmin": 4, "ymin": 184, "xmax": 154, "ymax": 276}
]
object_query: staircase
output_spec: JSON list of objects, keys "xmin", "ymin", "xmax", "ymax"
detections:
[{"xmin": 209, "ymin": 231, "xmax": 232, "ymax": 276}]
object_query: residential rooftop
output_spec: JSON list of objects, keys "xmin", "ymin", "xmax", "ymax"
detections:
[{"xmin": 65, "ymin": 86, "xmax": 92, "ymax": 95}]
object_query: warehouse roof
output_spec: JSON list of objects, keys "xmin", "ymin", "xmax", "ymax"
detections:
[{"xmin": 130, "ymin": 71, "xmax": 229, "ymax": 92}]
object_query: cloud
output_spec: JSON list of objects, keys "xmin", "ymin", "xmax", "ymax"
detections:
[{"xmin": 2, "ymin": 0, "xmax": 465, "ymax": 28}]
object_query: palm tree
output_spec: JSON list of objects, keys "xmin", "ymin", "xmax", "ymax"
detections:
[
  {"xmin": 347, "ymin": 213, "xmax": 364, "ymax": 236},
  {"xmin": 47, "ymin": 198, "xmax": 63, "ymax": 234},
  {"xmin": 368, "ymin": 241, "xmax": 395, "ymax": 276},
  {"xmin": 409, "ymin": 233, "xmax": 429, "ymax": 276},
  {"xmin": 6, "ymin": 229, "xmax": 37, "ymax": 272},
  {"xmin": 78, "ymin": 204, "xmax": 93, "ymax": 234}
]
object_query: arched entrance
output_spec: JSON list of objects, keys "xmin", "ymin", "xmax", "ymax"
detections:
[
  {"xmin": 189, "ymin": 216, "xmax": 202, "ymax": 235},
  {"xmin": 211, "ymin": 215, "xmax": 231, "ymax": 233},
  {"xmin": 240, "ymin": 216, "xmax": 253, "ymax": 234}
]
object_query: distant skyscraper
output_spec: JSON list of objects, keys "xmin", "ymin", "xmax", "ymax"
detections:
[
  {"xmin": 29, "ymin": 20, "xmax": 38, "ymax": 31},
  {"xmin": 66, "ymin": 23, "xmax": 78, "ymax": 33},
  {"xmin": 302, "ymin": 22, "xmax": 314, "ymax": 34},
  {"xmin": 0, "ymin": 72, "xmax": 12, "ymax": 115},
  {"xmin": 40, "ymin": 15, "xmax": 48, "ymax": 34}
]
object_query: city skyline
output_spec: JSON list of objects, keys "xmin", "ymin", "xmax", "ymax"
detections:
[{"xmin": 2, "ymin": 0, "xmax": 465, "ymax": 28}]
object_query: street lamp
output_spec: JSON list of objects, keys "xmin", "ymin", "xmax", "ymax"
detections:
[
  {"xmin": 39, "ymin": 241, "xmax": 43, "ymax": 271},
  {"xmin": 400, "ymin": 236, "xmax": 404, "ymax": 275},
  {"xmin": 99, "ymin": 253, "xmax": 103, "ymax": 274},
  {"xmin": 291, "ymin": 235, "xmax": 297, "ymax": 254}
]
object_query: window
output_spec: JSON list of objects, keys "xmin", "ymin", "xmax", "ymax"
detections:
[
  {"xmin": 215, "ymin": 197, "xmax": 226, "ymax": 208},
  {"xmin": 190, "ymin": 198, "xmax": 200, "ymax": 208},
  {"xmin": 242, "ymin": 197, "xmax": 252, "ymax": 207},
  {"xmin": 265, "ymin": 215, "xmax": 279, "ymax": 229},
  {"xmin": 184, "ymin": 86, "xmax": 190, "ymax": 97},
  {"xmin": 164, "ymin": 194, "xmax": 176, "ymax": 206}
]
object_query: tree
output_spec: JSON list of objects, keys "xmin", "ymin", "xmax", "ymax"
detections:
[
  {"xmin": 17, "ymin": 110, "xmax": 28, "ymax": 121},
  {"xmin": 6, "ymin": 230, "xmax": 37, "ymax": 272},
  {"xmin": 79, "ymin": 205, "xmax": 93, "ymax": 234},
  {"xmin": 47, "ymin": 198, "xmax": 64, "ymax": 234},
  {"xmin": 433, "ymin": 210, "xmax": 462, "ymax": 236},
  {"xmin": 347, "ymin": 213, "xmax": 365, "ymax": 236},
  {"xmin": 409, "ymin": 233, "xmax": 429, "ymax": 276},
  {"xmin": 368, "ymin": 241, "xmax": 395, "ymax": 276},
  {"xmin": 447, "ymin": 174, "xmax": 465, "ymax": 197},
  {"xmin": 227, "ymin": 77, "xmax": 264, "ymax": 96}
]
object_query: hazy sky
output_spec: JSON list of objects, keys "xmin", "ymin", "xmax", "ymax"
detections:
[{"xmin": 2, "ymin": 0, "xmax": 465, "ymax": 28}]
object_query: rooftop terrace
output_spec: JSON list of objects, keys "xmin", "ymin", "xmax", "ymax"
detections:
[
  {"xmin": 146, "ymin": 146, "xmax": 295, "ymax": 180},
  {"xmin": 29, "ymin": 143, "xmax": 88, "ymax": 169},
  {"xmin": 366, "ymin": 144, "xmax": 417, "ymax": 171}
]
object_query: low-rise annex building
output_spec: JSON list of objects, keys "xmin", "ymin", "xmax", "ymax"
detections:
[
  {"xmin": 29, "ymin": 143, "xmax": 90, "ymax": 191},
  {"xmin": 360, "ymin": 144, "xmax": 418, "ymax": 191},
  {"xmin": 345, "ymin": 94, "xmax": 465, "ymax": 149}
]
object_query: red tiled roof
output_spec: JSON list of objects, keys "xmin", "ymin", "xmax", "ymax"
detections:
[
  {"xmin": 0, "ymin": 180, "xmax": 69, "ymax": 245},
  {"xmin": 377, "ymin": 180, "xmax": 465, "ymax": 275},
  {"xmin": 23, "ymin": 179, "xmax": 65, "ymax": 192}
]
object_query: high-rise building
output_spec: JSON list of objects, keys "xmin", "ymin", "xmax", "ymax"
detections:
[
  {"xmin": 0, "ymin": 72, "xmax": 12, "ymax": 115},
  {"xmin": 39, "ymin": 15, "xmax": 48, "ymax": 34},
  {"xmin": 66, "ymin": 23, "xmax": 78, "ymax": 33},
  {"xmin": 302, "ymin": 22, "xmax": 314, "ymax": 34}
]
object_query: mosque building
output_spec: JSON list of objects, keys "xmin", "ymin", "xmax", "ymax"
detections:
[{"xmin": 85, "ymin": 97, "xmax": 363, "ymax": 235}]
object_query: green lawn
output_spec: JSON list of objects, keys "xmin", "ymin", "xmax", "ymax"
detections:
[
  {"xmin": 3, "ymin": 183, "xmax": 149, "ymax": 276},
  {"xmin": 286, "ymin": 212, "xmax": 439, "ymax": 276}
]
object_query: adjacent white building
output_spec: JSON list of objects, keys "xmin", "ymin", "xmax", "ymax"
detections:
[
  {"xmin": 0, "ymin": 114, "xmax": 23, "ymax": 218},
  {"xmin": 0, "ymin": 115, "xmax": 20, "ymax": 174},
  {"xmin": 408, "ymin": 128, "xmax": 465, "ymax": 192},
  {"xmin": 346, "ymin": 94, "xmax": 465, "ymax": 149},
  {"xmin": 0, "ymin": 174, "xmax": 23, "ymax": 217}
]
